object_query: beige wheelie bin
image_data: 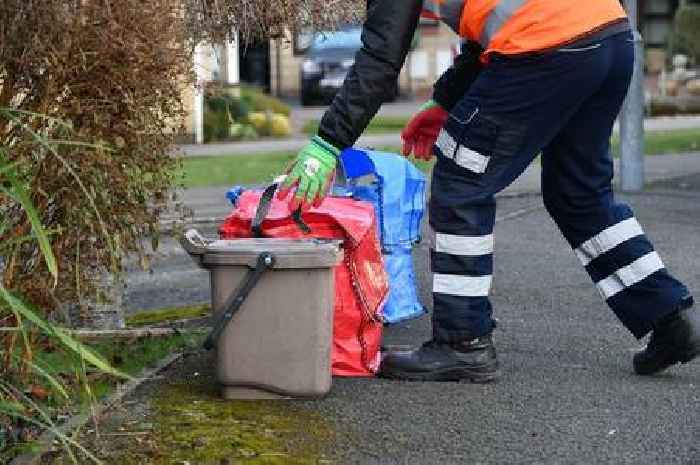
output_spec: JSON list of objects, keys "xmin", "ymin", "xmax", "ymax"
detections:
[{"xmin": 181, "ymin": 229, "xmax": 343, "ymax": 399}]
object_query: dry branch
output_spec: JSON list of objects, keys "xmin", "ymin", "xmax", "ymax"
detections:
[{"xmin": 184, "ymin": 0, "xmax": 366, "ymax": 45}]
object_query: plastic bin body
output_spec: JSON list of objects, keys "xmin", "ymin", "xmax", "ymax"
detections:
[{"xmin": 198, "ymin": 238, "xmax": 342, "ymax": 399}]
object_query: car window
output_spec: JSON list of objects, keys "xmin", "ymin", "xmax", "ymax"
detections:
[{"xmin": 310, "ymin": 29, "xmax": 362, "ymax": 51}]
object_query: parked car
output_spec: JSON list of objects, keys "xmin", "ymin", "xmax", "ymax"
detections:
[{"xmin": 300, "ymin": 28, "xmax": 362, "ymax": 106}]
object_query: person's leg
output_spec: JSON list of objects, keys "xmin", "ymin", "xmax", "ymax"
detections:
[
  {"xmin": 541, "ymin": 34, "xmax": 697, "ymax": 375},
  {"xmin": 381, "ymin": 33, "xmax": 627, "ymax": 381}
]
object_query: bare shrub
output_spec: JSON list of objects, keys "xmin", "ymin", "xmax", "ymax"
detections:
[
  {"xmin": 0, "ymin": 0, "xmax": 191, "ymax": 320},
  {"xmin": 1, "ymin": 0, "xmax": 365, "ymax": 323},
  {"xmin": 185, "ymin": 0, "xmax": 365, "ymax": 45}
]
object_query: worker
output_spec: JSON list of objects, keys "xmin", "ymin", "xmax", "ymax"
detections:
[{"xmin": 277, "ymin": 0, "xmax": 699, "ymax": 381}]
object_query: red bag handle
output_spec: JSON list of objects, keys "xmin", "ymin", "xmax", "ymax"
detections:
[{"xmin": 251, "ymin": 184, "xmax": 310, "ymax": 237}]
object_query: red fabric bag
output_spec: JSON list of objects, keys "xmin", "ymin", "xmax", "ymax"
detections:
[{"xmin": 219, "ymin": 190, "xmax": 388, "ymax": 377}]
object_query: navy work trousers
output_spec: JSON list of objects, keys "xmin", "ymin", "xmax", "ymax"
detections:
[{"xmin": 430, "ymin": 31, "xmax": 689, "ymax": 342}]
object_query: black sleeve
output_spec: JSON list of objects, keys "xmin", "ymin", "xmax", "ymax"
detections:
[
  {"xmin": 432, "ymin": 40, "xmax": 484, "ymax": 112},
  {"xmin": 317, "ymin": 0, "xmax": 423, "ymax": 150}
]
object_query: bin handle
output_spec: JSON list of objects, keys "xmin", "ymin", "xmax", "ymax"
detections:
[
  {"xmin": 251, "ymin": 183, "xmax": 310, "ymax": 237},
  {"xmin": 203, "ymin": 252, "xmax": 276, "ymax": 351}
]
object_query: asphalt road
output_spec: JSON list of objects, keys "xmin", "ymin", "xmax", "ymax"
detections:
[{"xmin": 311, "ymin": 187, "xmax": 700, "ymax": 465}]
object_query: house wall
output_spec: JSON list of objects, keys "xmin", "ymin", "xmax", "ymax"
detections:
[{"xmin": 180, "ymin": 42, "xmax": 237, "ymax": 142}]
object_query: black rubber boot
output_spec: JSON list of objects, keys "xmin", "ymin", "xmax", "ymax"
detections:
[
  {"xmin": 634, "ymin": 296, "xmax": 699, "ymax": 376},
  {"xmin": 379, "ymin": 335, "xmax": 499, "ymax": 383}
]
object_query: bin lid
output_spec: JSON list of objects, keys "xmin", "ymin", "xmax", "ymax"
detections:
[{"xmin": 200, "ymin": 238, "xmax": 343, "ymax": 269}]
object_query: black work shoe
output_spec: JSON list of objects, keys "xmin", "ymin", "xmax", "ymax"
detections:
[
  {"xmin": 379, "ymin": 335, "xmax": 499, "ymax": 383},
  {"xmin": 634, "ymin": 296, "xmax": 699, "ymax": 376}
]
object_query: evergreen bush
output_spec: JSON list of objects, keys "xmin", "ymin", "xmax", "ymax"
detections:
[{"xmin": 670, "ymin": 5, "xmax": 700, "ymax": 64}]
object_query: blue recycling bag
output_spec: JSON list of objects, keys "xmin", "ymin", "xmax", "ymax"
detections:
[
  {"xmin": 339, "ymin": 149, "xmax": 427, "ymax": 324},
  {"xmin": 382, "ymin": 245, "xmax": 425, "ymax": 324}
]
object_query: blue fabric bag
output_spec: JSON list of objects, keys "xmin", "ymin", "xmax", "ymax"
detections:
[
  {"xmin": 338, "ymin": 149, "xmax": 427, "ymax": 324},
  {"xmin": 382, "ymin": 244, "xmax": 425, "ymax": 324}
]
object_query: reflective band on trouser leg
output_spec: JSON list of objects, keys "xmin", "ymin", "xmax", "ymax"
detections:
[
  {"xmin": 435, "ymin": 232, "xmax": 494, "ymax": 257},
  {"xmin": 434, "ymin": 274, "xmax": 492, "ymax": 297},
  {"xmin": 433, "ymin": 232, "xmax": 494, "ymax": 297},
  {"xmin": 571, "ymin": 211, "xmax": 688, "ymax": 338},
  {"xmin": 436, "ymin": 128, "xmax": 491, "ymax": 174},
  {"xmin": 479, "ymin": 0, "xmax": 528, "ymax": 48},
  {"xmin": 431, "ymin": 229, "xmax": 496, "ymax": 342},
  {"xmin": 594, "ymin": 252, "xmax": 664, "ymax": 299},
  {"xmin": 575, "ymin": 217, "xmax": 644, "ymax": 266},
  {"xmin": 574, "ymin": 216, "xmax": 662, "ymax": 300}
]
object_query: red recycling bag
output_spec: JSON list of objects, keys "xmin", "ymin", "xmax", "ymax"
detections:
[{"xmin": 219, "ymin": 190, "xmax": 388, "ymax": 377}]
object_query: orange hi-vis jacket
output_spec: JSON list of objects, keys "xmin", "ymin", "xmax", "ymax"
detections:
[{"xmin": 422, "ymin": 0, "xmax": 627, "ymax": 57}]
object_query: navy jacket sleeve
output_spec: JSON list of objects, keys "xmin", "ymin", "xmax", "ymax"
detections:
[
  {"xmin": 317, "ymin": 0, "xmax": 423, "ymax": 150},
  {"xmin": 432, "ymin": 40, "xmax": 484, "ymax": 111}
]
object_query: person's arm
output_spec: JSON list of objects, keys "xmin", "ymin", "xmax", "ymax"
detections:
[
  {"xmin": 317, "ymin": 0, "xmax": 423, "ymax": 150},
  {"xmin": 400, "ymin": 41, "xmax": 484, "ymax": 160},
  {"xmin": 432, "ymin": 41, "xmax": 484, "ymax": 112}
]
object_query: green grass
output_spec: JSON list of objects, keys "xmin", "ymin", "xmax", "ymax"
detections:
[
  {"xmin": 180, "ymin": 147, "xmax": 407, "ymax": 189},
  {"xmin": 302, "ymin": 116, "xmax": 409, "ymax": 135},
  {"xmin": 611, "ymin": 128, "xmax": 700, "ymax": 156},
  {"xmin": 127, "ymin": 304, "xmax": 210, "ymax": 327},
  {"xmin": 181, "ymin": 128, "xmax": 700, "ymax": 188},
  {"xmin": 28, "ymin": 333, "xmax": 199, "ymax": 406},
  {"xmin": 1, "ymin": 333, "xmax": 204, "ymax": 463},
  {"xmin": 180, "ymin": 151, "xmax": 296, "ymax": 188},
  {"xmin": 35, "ymin": 332, "xmax": 203, "ymax": 404}
]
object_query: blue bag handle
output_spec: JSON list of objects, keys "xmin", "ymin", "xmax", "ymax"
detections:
[
  {"xmin": 338, "ymin": 148, "xmax": 390, "ymax": 253},
  {"xmin": 339, "ymin": 148, "xmax": 376, "ymax": 179}
]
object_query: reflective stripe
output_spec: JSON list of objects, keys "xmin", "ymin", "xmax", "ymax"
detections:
[
  {"xmin": 436, "ymin": 233, "xmax": 494, "ymax": 256},
  {"xmin": 436, "ymin": 129, "xmax": 457, "ymax": 158},
  {"xmin": 436, "ymin": 129, "xmax": 491, "ymax": 174},
  {"xmin": 558, "ymin": 43, "xmax": 602, "ymax": 53},
  {"xmin": 434, "ymin": 273, "xmax": 493, "ymax": 297},
  {"xmin": 575, "ymin": 218, "xmax": 645, "ymax": 266},
  {"xmin": 455, "ymin": 146, "xmax": 490, "ymax": 174},
  {"xmin": 479, "ymin": 0, "xmax": 528, "ymax": 47},
  {"xmin": 596, "ymin": 252, "xmax": 665, "ymax": 300}
]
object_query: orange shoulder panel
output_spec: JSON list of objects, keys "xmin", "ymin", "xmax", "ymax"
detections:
[{"xmin": 460, "ymin": 0, "xmax": 627, "ymax": 56}]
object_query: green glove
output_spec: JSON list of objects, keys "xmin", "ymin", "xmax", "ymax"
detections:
[{"xmin": 277, "ymin": 135, "xmax": 339, "ymax": 210}]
